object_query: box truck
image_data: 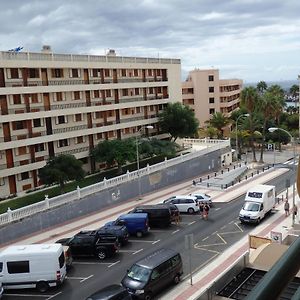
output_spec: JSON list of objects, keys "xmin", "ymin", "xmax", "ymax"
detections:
[
  {"xmin": 239, "ymin": 184, "xmax": 276, "ymax": 224},
  {"xmin": 0, "ymin": 244, "xmax": 66, "ymax": 292}
]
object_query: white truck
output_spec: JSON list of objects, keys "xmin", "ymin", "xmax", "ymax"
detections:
[
  {"xmin": 239, "ymin": 184, "xmax": 276, "ymax": 224},
  {"xmin": 0, "ymin": 244, "xmax": 66, "ymax": 292}
]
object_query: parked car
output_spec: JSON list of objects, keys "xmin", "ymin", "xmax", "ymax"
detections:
[
  {"xmin": 105, "ymin": 213, "xmax": 149, "ymax": 238},
  {"xmin": 156, "ymin": 203, "xmax": 180, "ymax": 222},
  {"xmin": 56, "ymin": 230, "xmax": 119, "ymax": 260},
  {"xmin": 86, "ymin": 284, "xmax": 132, "ymax": 300},
  {"xmin": 97, "ymin": 225, "xmax": 129, "ymax": 246},
  {"xmin": 163, "ymin": 195, "xmax": 199, "ymax": 214},
  {"xmin": 189, "ymin": 193, "xmax": 212, "ymax": 206},
  {"xmin": 122, "ymin": 248, "xmax": 183, "ymax": 300},
  {"xmin": 130, "ymin": 205, "xmax": 172, "ymax": 227}
]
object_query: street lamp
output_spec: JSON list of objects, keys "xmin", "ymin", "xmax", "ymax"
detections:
[
  {"xmin": 268, "ymin": 127, "xmax": 296, "ymax": 226},
  {"xmin": 236, "ymin": 113, "xmax": 250, "ymax": 159},
  {"xmin": 136, "ymin": 125, "xmax": 154, "ymax": 200}
]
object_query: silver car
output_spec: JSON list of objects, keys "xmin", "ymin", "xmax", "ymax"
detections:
[{"xmin": 189, "ymin": 193, "xmax": 212, "ymax": 206}]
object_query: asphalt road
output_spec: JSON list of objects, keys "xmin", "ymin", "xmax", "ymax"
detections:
[{"xmin": 2, "ymin": 165, "xmax": 295, "ymax": 300}]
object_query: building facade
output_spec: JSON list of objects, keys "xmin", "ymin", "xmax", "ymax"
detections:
[
  {"xmin": 182, "ymin": 69, "xmax": 243, "ymax": 128},
  {"xmin": 0, "ymin": 48, "xmax": 181, "ymax": 198}
]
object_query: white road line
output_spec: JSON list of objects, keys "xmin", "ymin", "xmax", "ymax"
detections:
[
  {"xmin": 172, "ymin": 229, "xmax": 180, "ymax": 234},
  {"xmin": 221, "ymin": 225, "xmax": 226, "ymax": 230},
  {"xmin": 217, "ymin": 233, "xmax": 227, "ymax": 244},
  {"xmin": 128, "ymin": 239, "xmax": 157, "ymax": 243},
  {"xmin": 152, "ymin": 239, "xmax": 160, "ymax": 244},
  {"xmin": 212, "ymin": 231, "xmax": 218, "ymax": 235},
  {"xmin": 229, "ymin": 220, "xmax": 234, "ymax": 224},
  {"xmin": 188, "ymin": 221, "xmax": 196, "ymax": 225},
  {"xmin": 133, "ymin": 248, "xmax": 143, "ymax": 255},
  {"xmin": 80, "ymin": 274, "xmax": 94, "ymax": 282},
  {"xmin": 47, "ymin": 292, "xmax": 62, "ymax": 299},
  {"xmin": 215, "ymin": 207, "xmax": 221, "ymax": 211},
  {"xmin": 118, "ymin": 249, "xmax": 138, "ymax": 253},
  {"xmin": 73, "ymin": 261, "xmax": 112, "ymax": 265},
  {"xmin": 66, "ymin": 276, "xmax": 86, "ymax": 280},
  {"xmin": 234, "ymin": 222, "xmax": 244, "ymax": 232},
  {"xmin": 4, "ymin": 294, "xmax": 50, "ymax": 298},
  {"xmin": 108, "ymin": 260, "xmax": 120, "ymax": 268},
  {"xmin": 202, "ymin": 236, "xmax": 209, "ymax": 241}
]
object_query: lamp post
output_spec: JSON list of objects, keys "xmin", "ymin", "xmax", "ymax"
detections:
[
  {"xmin": 136, "ymin": 125, "xmax": 153, "ymax": 200},
  {"xmin": 268, "ymin": 127, "xmax": 296, "ymax": 226},
  {"xmin": 236, "ymin": 113, "xmax": 250, "ymax": 160}
]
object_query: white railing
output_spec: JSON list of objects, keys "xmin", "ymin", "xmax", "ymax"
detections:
[{"xmin": 0, "ymin": 139, "xmax": 230, "ymax": 226}]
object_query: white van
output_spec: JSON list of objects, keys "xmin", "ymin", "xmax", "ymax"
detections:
[
  {"xmin": 239, "ymin": 184, "xmax": 276, "ymax": 224},
  {"xmin": 0, "ymin": 244, "xmax": 66, "ymax": 292}
]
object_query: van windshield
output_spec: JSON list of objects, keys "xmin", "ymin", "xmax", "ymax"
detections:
[
  {"xmin": 127, "ymin": 264, "xmax": 151, "ymax": 282},
  {"xmin": 243, "ymin": 202, "xmax": 260, "ymax": 212}
]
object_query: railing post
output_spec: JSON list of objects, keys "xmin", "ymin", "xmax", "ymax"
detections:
[
  {"xmin": 103, "ymin": 177, "xmax": 107, "ymax": 187},
  {"xmin": 127, "ymin": 170, "xmax": 130, "ymax": 179},
  {"xmin": 146, "ymin": 164, "xmax": 150, "ymax": 174},
  {"xmin": 77, "ymin": 186, "xmax": 81, "ymax": 199},
  {"xmin": 7, "ymin": 207, "xmax": 12, "ymax": 222},
  {"xmin": 44, "ymin": 195, "xmax": 50, "ymax": 209}
]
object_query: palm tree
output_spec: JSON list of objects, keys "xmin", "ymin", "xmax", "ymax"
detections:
[
  {"xmin": 240, "ymin": 87, "xmax": 259, "ymax": 162},
  {"xmin": 257, "ymin": 81, "xmax": 268, "ymax": 95},
  {"xmin": 205, "ymin": 112, "xmax": 230, "ymax": 139},
  {"xmin": 290, "ymin": 84, "xmax": 299, "ymax": 101}
]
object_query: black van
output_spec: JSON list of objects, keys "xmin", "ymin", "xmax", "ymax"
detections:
[
  {"xmin": 121, "ymin": 248, "xmax": 183, "ymax": 300},
  {"xmin": 130, "ymin": 205, "xmax": 172, "ymax": 228}
]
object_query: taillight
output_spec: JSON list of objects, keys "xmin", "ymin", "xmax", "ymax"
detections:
[{"xmin": 56, "ymin": 271, "xmax": 61, "ymax": 281}]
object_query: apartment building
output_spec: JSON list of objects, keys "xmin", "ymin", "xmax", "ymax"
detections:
[
  {"xmin": 182, "ymin": 69, "xmax": 243, "ymax": 128},
  {"xmin": 0, "ymin": 47, "xmax": 181, "ymax": 198}
]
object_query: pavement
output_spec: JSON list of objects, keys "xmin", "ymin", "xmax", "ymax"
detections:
[{"xmin": 1, "ymin": 150, "xmax": 298, "ymax": 300}]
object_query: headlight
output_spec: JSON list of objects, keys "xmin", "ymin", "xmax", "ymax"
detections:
[{"xmin": 135, "ymin": 289, "xmax": 144, "ymax": 295}]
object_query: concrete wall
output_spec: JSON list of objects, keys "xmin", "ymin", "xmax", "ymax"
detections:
[{"xmin": 0, "ymin": 148, "xmax": 225, "ymax": 245}]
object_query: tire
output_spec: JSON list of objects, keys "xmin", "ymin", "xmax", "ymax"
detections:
[
  {"xmin": 173, "ymin": 274, "xmax": 180, "ymax": 284},
  {"xmin": 136, "ymin": 231, "xmax": 143, "ymax": 238},
  {"xmin": 256, "ymin": 218, "xmax": 261, "ymax": 224},
  {"xmin": 96, "ymin": 249, "xmax": 107, "ymax": 260},
  {"xmin": 144, "ymin": 292, "xmax": 153, "ymax": 300},
  {"xmin": 36, "ymin": 281, "xmax": 49, "ymax": 293},
  {"xmin": 188, "ymin": 208, "xmax": 195, "ymax": 214}
]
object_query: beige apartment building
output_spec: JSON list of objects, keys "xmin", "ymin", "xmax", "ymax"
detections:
[
  {"xmin": 0, "ymin": 47, "xmax": 181, "ymax": 198},
  {"xmin": 182, "ymin": 69, "xmax": 243, "ymax": 129}
]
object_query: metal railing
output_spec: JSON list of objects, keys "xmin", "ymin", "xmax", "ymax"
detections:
[{"xmin": 0, "ymin": 139, "xmax": 229, "ymax": 226}]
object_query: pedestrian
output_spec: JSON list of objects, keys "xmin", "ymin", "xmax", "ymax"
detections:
[
  {"xmin": 203, "ymin": 203, "xmax": 210, "ymax": 220},
  {"xmin": 192, "ymin": 180, "xmax": 196, "ymax": 186},
  {"xmin": 199, "ymin": 202, "xmax": 204, "ymax": 218},
  {"xmin": 284, "ymin": 199, "xmax": 290, "ymax": 217},
  {"xmin": 174, "ymin": 209, "xmax": 180, "ymax": 225},
  {"xmin": 293, "ymin": 205, "xmax": 298, "ymax": 222}
]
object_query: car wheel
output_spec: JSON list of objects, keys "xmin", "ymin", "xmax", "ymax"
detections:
[
  {"xmin": 188, "ymin": 208, "xmax": 195, "ymax": 214},
  {"xmin": 96, "ymin": 249, "xmax": 106, "ymax": 260},
  {"xmin": 257, "ymin": 218, "xmax": 261, "ymax": 224},
  {"xmin": 173, "ymin": 274, "xmax": 180, "ymax": 284},
  {"xmin": 136, "ymin": 231, "xmax": 143, "ymax": 238},
  {"xmin": 36, "ymin": 281, "xmax": 49, "ymax": 293},
  {"xmin": 144, "ymin": 292, "xmax": 153, "ymax": 300}
]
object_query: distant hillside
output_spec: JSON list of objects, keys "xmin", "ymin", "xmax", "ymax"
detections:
[{"xmin": 244, "ymin": 80, "xmax": 298, "ymax": 91}]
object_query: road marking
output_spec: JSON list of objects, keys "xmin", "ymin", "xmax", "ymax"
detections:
[
  {"xmin": 66, "ymin": 276, "xmax": 86, "ymax": 280},
  {"xmin": 152, "ymin": 239, "xmax": 160, "ymax": 244},
  {"xmin": 215, "ymin": 207, "xmax": 221, "ymax": 211},
  {"xmin": 188, "ymin": 221, "xmax": 196, "ymax": 225},
  {"xmin": 235, "ymin": 222, "xmax": 244, "ymax": 232},
  {"xmin": 129, "ymin": 239, "xmax": 158, "ymax": 243},
  {"xmin": 212, "ymin": 231, "xmax": 218, "ymax": 235},
  {"xmin": 202, "ymin": 236, "xmax": 209, "ymax": 241},
  {"xmin": 47, "ymin": 292, "xmax": 62, "ymax": 299},
  {"xmin": 118, "ymin": 249, "xmax": 138, "ymax": 253},
  {"xmin": 4, "ymin": 294, "xmax": 50, "ymax": 298},
  {"xmin": 80, "ymin": 274, "xmax": 94, "ymax": 282},
  {"xmin": 172, "ymin": 229, "xmax": 180, "ymax": 234},
  {"xmin": 196, "ymin": 242, "xmax": 225, "ymax": 247},
  {"xmin": 73, "ymin": 261, "xmax": 113, "ymax": 265},
  {"xmin": 221, "ymin": 225, "xmax": 227, "ymax": 230},
  {"xmin": 229, "ymin": 220, "xmax": 234, "ymax": 224},
  {"xmin": 217, "ymin": 233, "xmax": 227, "ymax": 244},
  {"xmin": 194, "ymin": 247, "xmax": 220, "ymax": 254},
  {"xmin": 108, "ymin": 260, "xmax": 120, "ymax": 268},
  {"xmin": 133, "ymin": 248, "xmax": 143, "ymax": 255}
]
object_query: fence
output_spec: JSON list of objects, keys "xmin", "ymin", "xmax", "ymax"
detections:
[{"xmin": 0, "ymin": 139, "xmax": 230, "ymax": 226}]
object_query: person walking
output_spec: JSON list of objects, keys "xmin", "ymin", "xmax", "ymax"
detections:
[
  {"xmin": 284, "ymin": 199, "xmax": 290, "ymax": 217},
  {"xmin": 199, "ymin": 202, "xmax": 204, "ymax": 219},
  {"xmin": 293, "ymin": 205, "xmax": 298, "ymax": 223},
  {"xmin": 174, "ymin": 209, "xmax": 180, "ymax": 225},
  {"xmin": 203, "ymin": 203, "xmax": 210, "ymax": 220}
]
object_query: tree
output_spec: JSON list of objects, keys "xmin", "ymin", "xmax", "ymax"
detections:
[
  {"xmin": 240, "ymin": 87, "xmax": 259, "ymax": 162},
  {"xmin": 91, "ymin": 138, "xmax": 136, "ymax": 174},
  {"xmin": 256, "ymin": 81, "xmax": 268, "ymax": 95},
  {"xmin": 39, "ymin": 154, "xmax": 85, "ymax": 193},
  {"xmin": 205, "ymin": 112, "xmax": 230, "ymax": 139},
  {"xmin": 140, "ymin": 138, "xmax": 178, "ymax": 158},
  {"xmin": 290, "ymin": 84, "xmax": 299, "ymax": 100},
  {"xmin": 158, "ymin": 102, "xmax": 199, "ymax": 142},
  {"xmin": 205, "ymin": 126, "xmax": 218, "ymax": 139}
]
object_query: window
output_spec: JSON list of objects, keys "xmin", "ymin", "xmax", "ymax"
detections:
[
  {"xmin": 58, "ymin": 116, "xmax": 66, "ymax": 124},
  {"xmin": 21, "ymin": 172, "xmax": 30, "ymax": 180},
  {"xmin": 74, "ymin": 91, "xmax": 81, "ymax": 100},
  {"xmin": 13, "ymin": 94, "xmax": 21, "ymax": 104},
  {"xmin": 95, "ymin": 112, "xmax": 103, "ymax": 119},
  {"xmin": 71, "ymin": 69, "xmax": 79, "ymax": 78},
  {"xmin": 136, "ymin": 107, "xmax": 141, "ymax": 113},
  {"xmin": 106, "ymin": 90, "xmax": 111, "ymax": 98},
  {"xmin": 0, "ymin": 262, "xmax": 3, "ymax": 272},
  {"xmin": 33, "ymin": 118, "xmax": 42, "ymax": 127},
  {"xmin": 209, "ymin": 97, "xmax": 215, "ymax": 104},
  {"xmin": 122, "ymin": 89, "xmax": 128, "ymax": 96},
  {"xmin": 148, "ymin": 69, "xmax": 153, "ymax": 76},
  {"xmin": 171, "ymin": 254, "xmax": 181, "ymax": 267},
  {"xmin": 104, "ymin": 69, "xmax": 110, "ymax": 77},
  {"xmin": 18, "ymin": 146, "xmax": 27, "ymax": 155},
  {"xmin": 94, "ymin": 90, "xmax": 100, "ymax": 98},
  {"xmin": 28, "ymin": 68, "xmax": 39, "ymax": 78},
  {"xmin": 34, "ymin": 143, "xmax": 45, "ymax": 152},
  {"xmin": 7, "ymin": 261, "xmax": 29, "ymax": 274},
  {"xmin": 208, "ymin": 75, "xmax": 214, "ymax": 81},
  {"xmin": 76, "ymin": 136, "xmax": 84, "ymax": 144},
  {"xmin": 13, "ymin": 121, "xmax": 25, "ymax": 130},
  {"xmin": 97, "ymin": 133, "xmax": 103, "ymax": 139},
  {"xmin": 149, "ymin": 87, "xmax": 154, "ymax": 94},
  {"xmin": 58, "ymin": 139, "xmax": 68, "ymax": 147},
  {"xmin": 75, "ymin": 114, "xmax": 82, "ymax": 122},
  {"xmin": 135, "ymin": 88, "xmax": 140, "ymax": 95},
  {"xmin": 10, "ymin": 68, "xmax": 19, "ymax": 79},
  {"xmin": 59, "ymin": 252, "xmax": 65, "ymax": 269},
  {"xmin": 121, "ymin": 69, "xmax": 126, "ymax": 77},
  {"xmin": 134, "ymin": 69, "xmax": 139, "ymax": 76},
  {"xmin": 30, "ymin": 94, "xmax": 39, "ymax": 103},
  {"xmin": 52, "ymin": 68, "xmax": 64, "ymax": 78},
  {"xmin": 209, "ymin": 108, "xmax": 215, "ymax": 114},
  {"xmin": 56, "ymin": 92, "xmax": 63, "ymax": 101},
  {"xmin": 209, "ymin": 87, "xmax": 214, "ymax": 93},
  {"xmin": 92, "ymin": 69, "xmax": 100, "ymax": 77}
]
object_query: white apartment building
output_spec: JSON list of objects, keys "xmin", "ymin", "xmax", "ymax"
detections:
[
  {"xmin": 0, "ymin": 47, "xmax": 181, "ymax": 197},
  {"xmin": 182, "ymin": 69, "xmax": 243, "ymax": 129}
]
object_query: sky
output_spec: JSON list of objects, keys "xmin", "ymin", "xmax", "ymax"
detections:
[{"xmin": 1, "ymin": 0, "xmax": 300, "ymax": 84}]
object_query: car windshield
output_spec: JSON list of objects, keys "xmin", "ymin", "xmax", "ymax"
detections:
[
  {"xmin": 243, "ymin": 202, "xmax": 260, "ymax": 212},
  {"xmin": 127, "ymin": 264, "xmax": 151, "ymax": 282}
]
